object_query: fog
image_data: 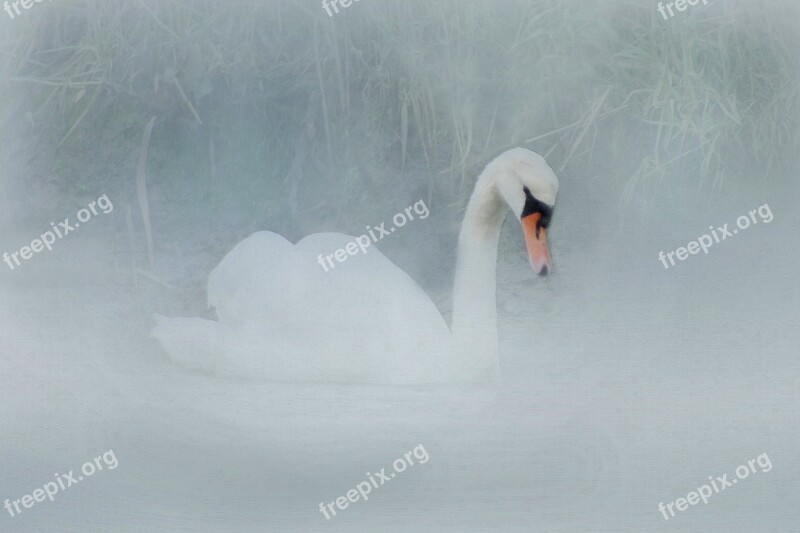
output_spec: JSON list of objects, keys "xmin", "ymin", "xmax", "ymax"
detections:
[{"xmin": 1, "ymin": 0, "xmax": 799, "ymax": 530}]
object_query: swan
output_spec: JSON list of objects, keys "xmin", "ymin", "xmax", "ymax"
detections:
[{"xmin": 152, "ymin": 148, "xmax": 559, "ymax": 384}]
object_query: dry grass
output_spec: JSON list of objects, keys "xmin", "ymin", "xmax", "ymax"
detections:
[{"xmin": 1, "ymin": 0, "xmax": 798, "ymax": 217}]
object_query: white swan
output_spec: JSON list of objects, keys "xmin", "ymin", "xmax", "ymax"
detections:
[{"xmin": 152, "ymin": 148, "xmax": 559, "ymax": 384}]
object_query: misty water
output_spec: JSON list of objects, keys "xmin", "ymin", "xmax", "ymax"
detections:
[{"xmin": 2, "ymin": 0, "xmax": 799, "ymax": 531}]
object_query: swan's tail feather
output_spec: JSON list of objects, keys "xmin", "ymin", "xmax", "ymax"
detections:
[{"xmin": 152, "ymin": 314, "xmax": 223, "ymax": 375}]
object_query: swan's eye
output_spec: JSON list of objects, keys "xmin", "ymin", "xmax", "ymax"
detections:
[{"xmin": 521, "ymin": 187, "xmax": 553, "ymax": 230}]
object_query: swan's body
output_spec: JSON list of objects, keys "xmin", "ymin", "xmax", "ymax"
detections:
[{"xmin": 153, "ymin": 148, "xmax": 559, "ymax": 384}]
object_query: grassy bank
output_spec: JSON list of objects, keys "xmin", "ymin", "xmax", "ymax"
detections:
[{"xmin": 1, "ymin": 0, "xmax": 798, "ymax": 245}]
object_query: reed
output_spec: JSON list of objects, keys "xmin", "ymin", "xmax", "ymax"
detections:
[{"xmin": 1, "ymin": 0, "xmax": 797, "ymax": 222}]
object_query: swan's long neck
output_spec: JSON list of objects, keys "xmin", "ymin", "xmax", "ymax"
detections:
[{"xmin": 451, "ymin": 168, "xmax": 507, "ymax": 378}]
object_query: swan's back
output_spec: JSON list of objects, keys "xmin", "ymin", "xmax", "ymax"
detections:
[{"xmin": 195, "ymin": 231, "xmax": 452, "ymax": 383}]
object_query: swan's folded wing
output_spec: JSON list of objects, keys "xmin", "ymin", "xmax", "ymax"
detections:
[
  {"xmin": 295, "ymin": 233, "xmax": 451, "ymax": 367},
  {"xmin": 207, "ymin": 231, "xmax": 294, "ymax": 322}
]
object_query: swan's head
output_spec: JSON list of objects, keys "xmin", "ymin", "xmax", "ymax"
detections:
[{"xmin": 492, "ymin": 148, "xmax": 559, "ymax": 276}]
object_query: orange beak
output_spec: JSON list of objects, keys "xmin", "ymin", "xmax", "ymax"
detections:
[{"xmin": 522, "ymin": 212, "xmax": 552, "ymax": 276}]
